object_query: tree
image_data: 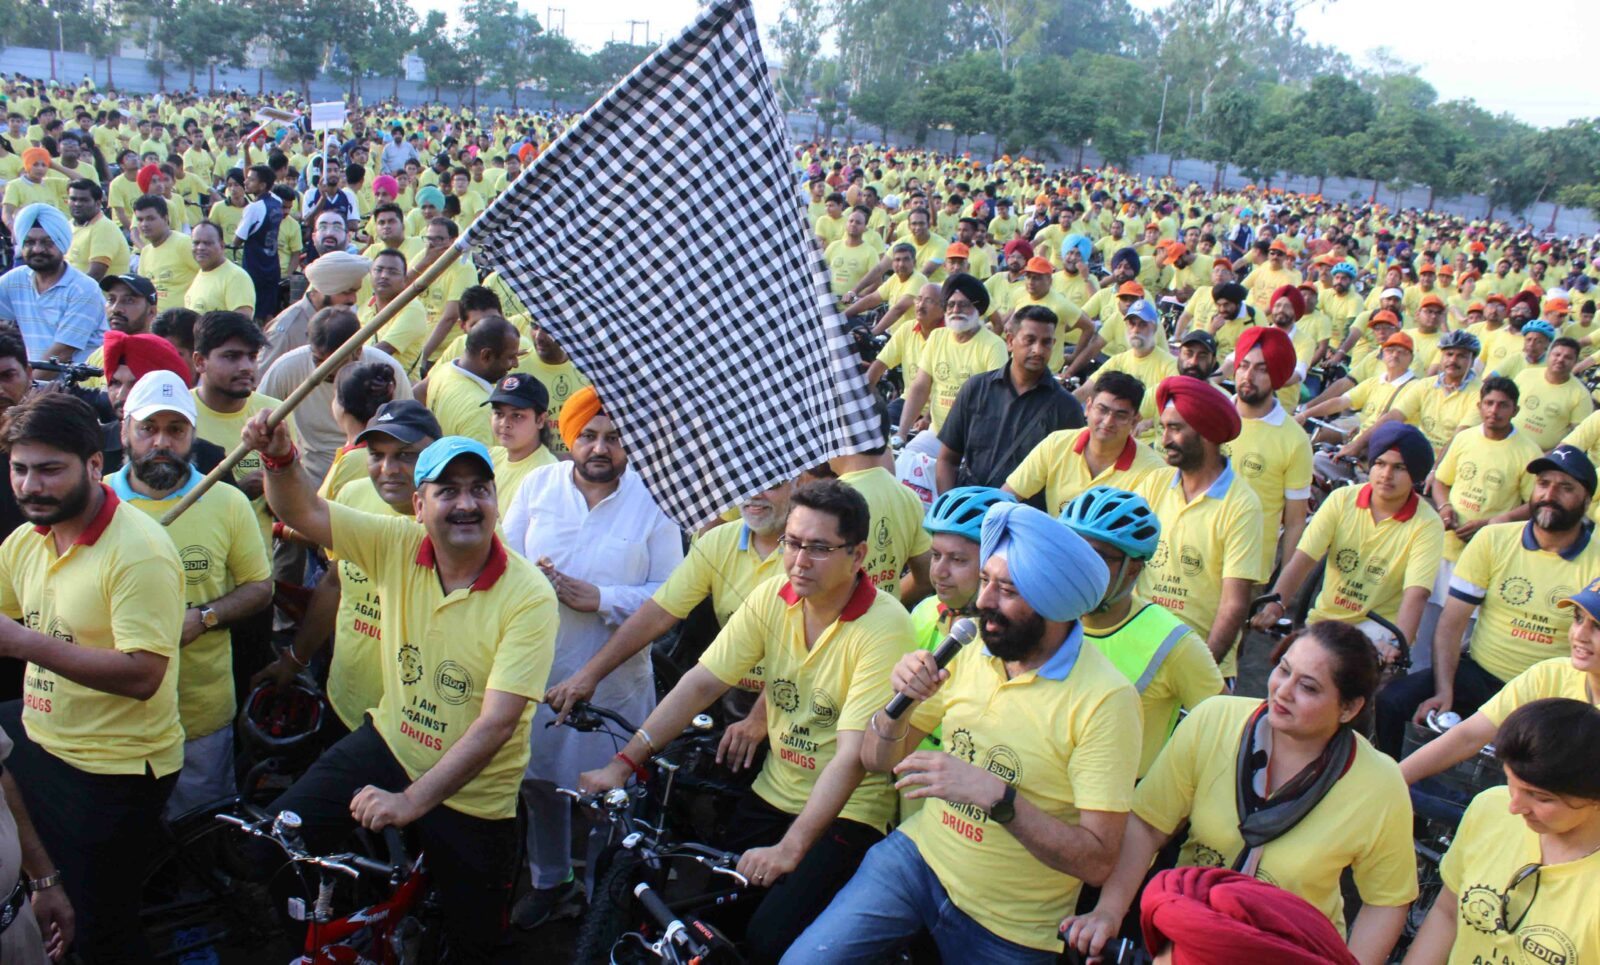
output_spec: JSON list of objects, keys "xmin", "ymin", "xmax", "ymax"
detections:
[
  {"xmin": 848, "ymin": 74, "xmax": 901, "ymax": 142},
  {"xmin": 166, "ymin": 0, "xmax": 260, "ymax": 92},
  {"xmin": 253, "ymin": 0, "xmax": 333, "ymax": 99},
  {"xmin": 1153, "ymin": 0, "xmax": 1317, "ymax": 119},
  {"xmin": 963, "ymin": 0, "xmax": 1048, "ymax": 72},
  {"xmin": 771, "ymin": 0, "xmax": 824, "ymax": 112},
  {"xmin": 414, "ymin": 11, "xmax": 471, "ymax": 101},
  {"xmin": 589, "ymin": 41, "xmax": 656, "ymax": 90},
  {"xmin": 917, "ymin": 52, "xmax": 1010, "ymax": 153}
]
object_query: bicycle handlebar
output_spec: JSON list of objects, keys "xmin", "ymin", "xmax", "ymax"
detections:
[
  {"xmin": 633, "ymin": 882, "xmax": 710, "ymax": 960},
  {"xmin": 217, "ymin": 809, "xmax": 409, "ymax": 882}
]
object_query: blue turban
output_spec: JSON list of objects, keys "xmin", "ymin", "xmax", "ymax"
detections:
[
  {"xmin": 979, "ymin": 503, "xmax": 1109, "ymax": 623},
  {"xmin": 1060, "ymin": 233, "xmax": 1092, "ymax": 265},
  {"xmin": 1110, "ymin": 246, "xmax": 1141, "ymax": 275},
  {"xmin": 13, "ymin": 203, "xmax": 71, "ymax": 256},
  {"xmin": 417, "ymin": 185, "xmax": 447, "ymax": 209},
  {"xmin": 1367, "ymin": 421, "xmax": 1433, "ymax": 483}
]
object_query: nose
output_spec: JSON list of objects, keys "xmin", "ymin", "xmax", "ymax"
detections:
[{"xmin": 974, "ymin": 580, "xmax": 997, "ymax": 610}]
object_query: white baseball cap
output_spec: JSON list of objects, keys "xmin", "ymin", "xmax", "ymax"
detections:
[{"xmin": 126, "ymin": 370, "xmax": 197, "ymax": 425}]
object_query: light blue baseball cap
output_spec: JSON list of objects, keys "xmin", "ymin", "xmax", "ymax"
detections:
[
  {"xmin": 413, "ymin": 436, "xmax": 494, "ymax": 488},
  {"xmin": 1123, "ymin": 298, "xmax": 1159, "ymax": 325}
]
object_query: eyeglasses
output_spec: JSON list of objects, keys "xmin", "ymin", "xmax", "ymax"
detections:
[
  {"xmin": 1496, "ymin": 862, "xmax": 1541, "ymax": 934},
  {"xmin": 777, "ymin": 537, "xmax": 857, "ymax": 561},
  {"xmin": 1089, "ymin": 402, "xmax": 1136, "ymax": 425}
]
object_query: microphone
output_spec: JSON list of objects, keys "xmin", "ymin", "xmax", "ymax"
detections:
[{"xmin": 885, "ymin": 617, "xmax": 978, "ymax": 720}]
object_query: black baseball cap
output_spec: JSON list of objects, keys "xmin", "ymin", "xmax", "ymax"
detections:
[
  {"xmin": 481, "ymin": 372, "xmax": 549, "ymax": 411},
  {"xmin": 355, "ymin": 400, "xmax": 443, "ymax": 446},
  {"xmin": 99, "ymin": 273, "xmax": 157, "ymax": 303},
  {"xmin": 1177, "ymin": 330, "xmax": 1218, "ymax": 354},
  {"xmin": 1528, "ymin": 445, "xmax": 1598, "ymax": 495}
]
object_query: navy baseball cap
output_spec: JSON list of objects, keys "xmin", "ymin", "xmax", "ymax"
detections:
[
  {"xmin": 481, "ymin": 372, "xmax": 549, "ymax": 411},
  {"xmin": 1528, "ymin": 444, "xmax": 1597, "ymax": 495},
  {"xmin": 1558, "ymin": 575, "xmax": 1600, "ymax": 619},
  {"xmin": 414, "ymin": 436, "xmax": 494, "ymax": 488},
  {"xmin": 99, "ymin": 273, "xmax": 157, "ymax": 303},
  {"xmin": 356, "ymin": 400, "xmax": 442, "ymax": 447},
  {"xmin": 1177, "ymin": 329, "xmax": 1217, "ymax": 354}
]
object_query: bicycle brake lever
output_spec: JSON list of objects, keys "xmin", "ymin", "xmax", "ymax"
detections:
[{"xmin": 709, "ymin": 864, "xmax": 749, "ymax": 887}]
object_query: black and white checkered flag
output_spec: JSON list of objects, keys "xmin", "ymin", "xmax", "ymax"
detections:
[{"xmin": 463, "ymin": 0, "xmax": 880, "ymax": 529}]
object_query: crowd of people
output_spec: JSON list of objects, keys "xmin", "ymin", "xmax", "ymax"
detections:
[{"xmin": 0, "ymin": 70, "xmax": 1591, "ymax": 965}]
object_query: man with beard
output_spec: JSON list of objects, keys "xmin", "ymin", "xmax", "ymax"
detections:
[
  {"xmin": 1203, "ymin": 280, "xmax": 1253, "ymax": 361},
  {"xmin": 258, "ymin": 250, "xmax": 370, "ymax": 373},
  {"xmin": 789, "ymin": 502, "xmax": 1140, "ymax": 962},
  {"xmin": 543, "ymin": 478, "xmax": 793, "ymax": 765},
  {"xmin": 98, "ymin": 325, "xmax": 233, "ymax": 480},
  {"xmin": 1317, "ymin": 261, "xmax": 1362, "ymax": 352},
  {"xmin": 0, "ymin": 392, "xmax": 184, "ymax": 964},
  {"xmin": 1388, "ymin": 329, "xmax": 1483, "ymax": 457},
  {"xmin": 1174, "ymin": 257, "xmax": 1235, "ymax": 337},
  {"xmin": 64, "ymin": 182, "xmax": 129, "ymax": 283},
  {"xmin": 106, "ymin": 371, "xmax": 270, "ymax": 815},
  {"xmin": 79, "ymin": 273, "xmax": 159, "ymax": 385},
  {"xmin": 898, "ymin": 274, "xmax": 1007, "ymax": 461},
  {"xmin": 1174, "ymin": 330, "xmax": 1219, "ymax": 383},
  {"xmin": 503, "ymin": 385, "xmax": 683, "ymax": 927},
  {"xmin": 1074, "ymin": 248, "xmax": 1142, "ymax": 355},
  {"xmin": 1133, "ymin": 377, "xmax": 1266, "ymax": 685},
  {"xmin": 1087, "ymin": 299, "xmax": 1177, "ymax": 430},
  {"xmin": 1376, "ymin": 445, "xmax": 1600, "ymax": 757},
  {"xmin": 1225, "ymin": 327, "xmax": 1312, "ymax": 577},
  {"xmin": 937, "ymin": 306, "xmax": 1084, "ymax": 492},
  {"xmin": 239, "ymin": 418, "xmax": 557, "ymax": 963},
  {"xmin": 582, "ymin": 481, "xmax": 912, "ymax": 964},
  {"xmin": 0, "ymin": 204, "xmax": 106, "ymax": 372},
  {"xmin": 301, "ymin": 207, "xmax": 361, "ymax": 269},
  {"xmin": 422, "ymin": 315, "xmax": 521, "ymax": 448}
]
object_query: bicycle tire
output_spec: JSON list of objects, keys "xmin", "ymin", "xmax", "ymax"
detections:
[{"xmin": 573, "ymin": 848, "xmax": 649, "ymax": 965}]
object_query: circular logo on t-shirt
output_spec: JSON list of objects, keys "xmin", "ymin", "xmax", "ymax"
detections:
[
  {"xmin": 1500, "ymin": 576, "xmax": 1535, "ymax": 607},
  {"xmin": 1238, "ymin": 451, "xmax": 1265, "ymax": 478},
  {"xmin": 1548, "ymin": 585, "xmax": 1575, "ymax": 610},
  {"xmin": 1459, "ymin": 461, "xmax": 1479, "ymax": 483},
  {"xmin": 982, "ymin": 745, "xmax": 1023, "ymax": 784},
  {"xmin": 1519, "ymin": 925, "xmax": 1578, "ymax": 965},
  {"xmin": 1150, "ymin": 539, "xmax": 1170, "ymax": 569},
  {"xmin": 1335, "ymin": 548, "xmax": 1360, "ymax": 574},
  {"xmin": 875, "ymin": 517, "xmax": 891, "ymax": 548},
  {"xmin": 1458, "ymin": 884, "xmax": 1502, "ymax": 934},
  {"xmin": 433, "ymin": 660, "xmax": 473, "ymax": 705},
  {"xmin": 1524, "ymin": 394, "xmax": 1542, "ymax": 413},
  {"xmin": 770, "ymin": 679, "xmax": 800, "ymax": 714},
  {"xmin": 809, "ymin": 689, "xmax": 838, "ymax": 728},
  {"xmin": 179, "ymin": 545, "xmax": 213, "ymax": 586},
  {"xmin": 948, "ymin": 728, "xmax": 977, "ymax": 763},
  {"xmin": 1190, "ymin": 843, "xmax": 1226, "ymax": 869},
  {"xmin": 398, "ymin": 643, "xmax": 424, "ymax": 684},
  {"xmin": 935, "ymin": 360, "xmax": 952, "ymax": 382},
  {"xmin": 1179, "ymin": 544, "xmax": 1204, "ymax": 576}
]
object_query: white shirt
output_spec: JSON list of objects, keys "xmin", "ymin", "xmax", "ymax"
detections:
[
  {"xmin": 259, "ymin": 345, "xmax": 411, "ymax": 483},
  {"xmin": 505, "ymin": 461, "xmax": 683, "ymax": 784}
]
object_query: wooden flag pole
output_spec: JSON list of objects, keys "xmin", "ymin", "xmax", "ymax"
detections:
[{"xmin": 159, "ymin": 242, "xmax": 468, "ymax": 525}]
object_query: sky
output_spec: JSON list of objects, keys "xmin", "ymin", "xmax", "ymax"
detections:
[{"xmin": 411, "ymin": 0, "xmax": 1587, "ymax": 129}]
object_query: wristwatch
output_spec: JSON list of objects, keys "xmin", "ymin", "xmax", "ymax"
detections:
[
  {"xmin": 988, "ymin": 784, "xmax": 1017, "ymax": 824},
  {"xmin": 28, "ymin": 871, "xmax": 61, "ymax": 891},
  {"xmin": 198, "ymin": 606, "xmax": 220, "ymax": 630}
]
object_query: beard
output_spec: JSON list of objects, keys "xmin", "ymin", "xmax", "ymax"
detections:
[
  {"xmin": 1127, "ymin": 332, "xmax": 1153, "ymax": 352},
  {"xmin": 1163, "ymin": 436, "xmax": 1204, "ymax": 470},
  {"xmin": 576, "ymin": 453, "xmax": 624, "ymax": 485},
  {"xmin": 1236, "ymin": 379, "xmax": 1272, "ymax": 405},
  {"xmin": 1178, "ymin": 361, "xmax": 1211, "ymax": 380},
  {"xmin": 132, "ymin": 447, "xmax": 190, "ymax": 491},
  {"xmin": 947, "ymin": 310, "xmax": 983, "ymax": 335},
  {"xmin": 977, "ymin": 606, "xmax": 1047, "ymax": 662},
  {"xmin": 1534, "ymin": 499, "xmax": 1585, "ymax": 533},
  {"xmin": 18, "ymin": 468, "xmax": 93, "ymax": 525}
]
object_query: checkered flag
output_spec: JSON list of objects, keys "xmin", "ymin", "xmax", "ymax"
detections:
[{"xmin": 463, "ymin": 0, "xmax": 880, "ymax": 528}]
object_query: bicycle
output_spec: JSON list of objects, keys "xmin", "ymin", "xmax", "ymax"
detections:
[
  {"xmin": 140, "ymin": 796, "xmax": 278, "ymax": 962},
  {"xmin": 1391, "ymin": 711, "xmax": 1504, "ymax": 961},
  {"xmin": 554, "ymin": 701, "xmax": 754, "ymax": 964},
  {"xmin": 216, "ymin": 802, "xmax": 440, "ymax": 964}
]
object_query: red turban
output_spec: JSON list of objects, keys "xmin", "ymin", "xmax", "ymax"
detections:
[
  {"xmin": 1269, "ymin": 284, "xmax": 1305, "ymax": 319},
  {"xmin": 136, "ymin": 163, "xmax": 162, "ymax": 195},
  {"xmin": 102, "ymin": 331, "xmax": 192, "ymax": 388},
  {"xmin": 1003, "ymin": 239, "xmax": 1033, "ymax": 260},
  {"xmin": 1235, "ymin": 326, "xmax": 1296, "ymax": 390},
  {"xmin": 1156, "ymin": 375, "xmax": 1240, "ymax": 444},
  {"xmin": 1141, "ymin": 867, "xmax": 1359, "ymax": 965}
]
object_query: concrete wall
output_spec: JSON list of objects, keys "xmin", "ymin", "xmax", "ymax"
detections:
[{"xmin": 10, "ymin": 46, "xmax": 1592, "ymax": 237}]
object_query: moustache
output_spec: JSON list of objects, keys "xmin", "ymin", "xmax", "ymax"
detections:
[
  {"xmin": 17, "ymin": 496, "xmax": 58, "ymax": 506},
  {"xmin": 445, "ymin": 512, "xmax": 484, "ymax": 525}
]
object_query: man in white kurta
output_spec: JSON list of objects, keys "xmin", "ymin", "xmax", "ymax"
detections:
[{"xmin": 502, "ymin": 396, "xmax": 682, "ymax": 924}]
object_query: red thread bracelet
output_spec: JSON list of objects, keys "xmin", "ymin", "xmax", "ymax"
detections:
[
  {"xmin": 262, "ymin": 444, "xmax": 299, "ymax": 473},
  {"xmin": 614, "ymin": 751, "xmax": 649, "ymax": 784}
]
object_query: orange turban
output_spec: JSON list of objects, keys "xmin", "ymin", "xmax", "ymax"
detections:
[
  {"xmin": 559, "ymin": 385, "xmax": 602, "ymax": 450},
  {"xmin": 20, "ymin": 147, "xmax": 49, "ymax": 169}
]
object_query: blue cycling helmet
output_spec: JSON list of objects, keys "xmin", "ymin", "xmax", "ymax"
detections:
[
  {"xmin": 1330, "ymin": 261, "xmax": 1358, "ymax": 280},
  {"xmin": 1522, "ymin": 319, "xmax": 1558, "ymax": 342},
  {"xmin": 1437, "ymin": 328, "xmax": 1480, "ymax": 355},
  {"xmin": 1059, "ymin": 486, "xmax": 1160, "ymax": 561},
  {"xmin": 925, "ymin": 486, "xmax": 1015, "ymax": 543}
]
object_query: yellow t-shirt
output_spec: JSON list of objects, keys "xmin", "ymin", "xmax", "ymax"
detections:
[
  {"xmin": 424, "ymin": 360, "xmax": 494, "ymax": 448},
  {"xmin": 837, "ymin": 466, "xmax": 933, "ymax": 599},
  {"xmin": 422, "ymin": 257, "xmax": 479, "ymax": 357},
  {"xmin": 327, "ymin": 502, "xmax": 558, "ymax": 820},
  {"xmin": 1297, "ymin": 485, "xmax": 1443, "ymax": 626},
  {"xmin": 1135, "ymin": 696, "xmax": 1417, "ymax": 928},
  {"xmin": 206, "ymin": 202, "xmax": 245, "ymax": 262},
  {"xmin": 1512, "ymin": 367, "xmax": 1595, "ymax": 451},
  {"xmin": 361, "ymin": 296, "xmax": 430, "ymax": 375},
  {"xmin": 1479, "ymin": 656, "xmax": 1596, "ymax": 725},
  {"xmin": 652, "ymin": 521, "xmax": 783, "ymax": 630},
  {"xmin": 318, "ymin": 443, "xmax": 370, "ymax": 502},
  {"xmin": 1222, "ymin": 404, "xmax": 1314, "ymax": 575},
  {"xmin": 110, "ymin": 469, "xmax": 270, "ymax": 740},
  {"xmin": 0, "ymin": 490, "xmax": 186, "ymax": 776},
  {"xmin": 699, "ymin": 573, "xmax": 910, "ymax": 831},
  {"xmin": 1006, "ymin": 429, "xmax": 1166, "ymax": 515},
  {"xmin": 875, "ymin": 270, "xmax": 928, "ymax": 322},
  {"xmin": 1439, "ymin": 785, "xmax": 1600, "ymax": 965},
  {"xmin": 1082, "ymin": 599, "xmax": 1222, "ymax": 776},
  {"xmin": 823, "ymin": 239, "xmax": 883, "ymax": 298},
  {"xmin": 139, "ymin": 232, "xmax": 200, "ymax": 312},
  {"xmin": 903, "ymin": 637, "xmax": 1142, "ymax": 950},
  {"xmin": 192, "ymin": 391, "xmax": 295, "ymax": 545},
  {"xmin": 917, "ymin": 327, "xmax": 1008, "ymax": 431},
  {"xmin": 184, "ymin": 261, "xmax": 256, "ymax": 314},
  {"xmin": 1097, "ymin": 349, "xmax": 1178, "ymax": 424},
  {"xmin": 1345, "ymin": 372, "xmax": 1421, "ymax": 432},
  {"xmin": 875, "ymin": 321, "xmax": 936, "ymax": 386},
  {"xmin": 325, "ymin": 480, "xmax": 407, "ymax": 731},
  {"xmin": 1449, "ymin": 522, "xmax": 1600, "ymax": 683},
  {"xmin": 1133, "ymin": 465, "xmax": 1268, "ymax": 677},
  {"xmin": 1391, "ymin": 373, "xmax": 1486, "ymax": 455},
  {"xmin": 3, "ymin": 176, "xmax": 63, "ymax": 214},
  {"xmin": 66, "ymin": 215, "xmax": 131, "ymax": 276},
  {"xmin": 1434, "ymin": 426, "xmax": 1542, "ymax": 562},
  {"xmin": 489, "ymin": 445, "xmax": 556, "ymax": 516}
]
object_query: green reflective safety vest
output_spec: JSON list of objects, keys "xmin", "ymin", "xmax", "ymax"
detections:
[
  {"xmin": 1084, "ymin": 602, "xmax": 1192, "ymax": 741},
  {"xmin": 909, "ymin": 594, "xmax": 956, "ymax": 752}
]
